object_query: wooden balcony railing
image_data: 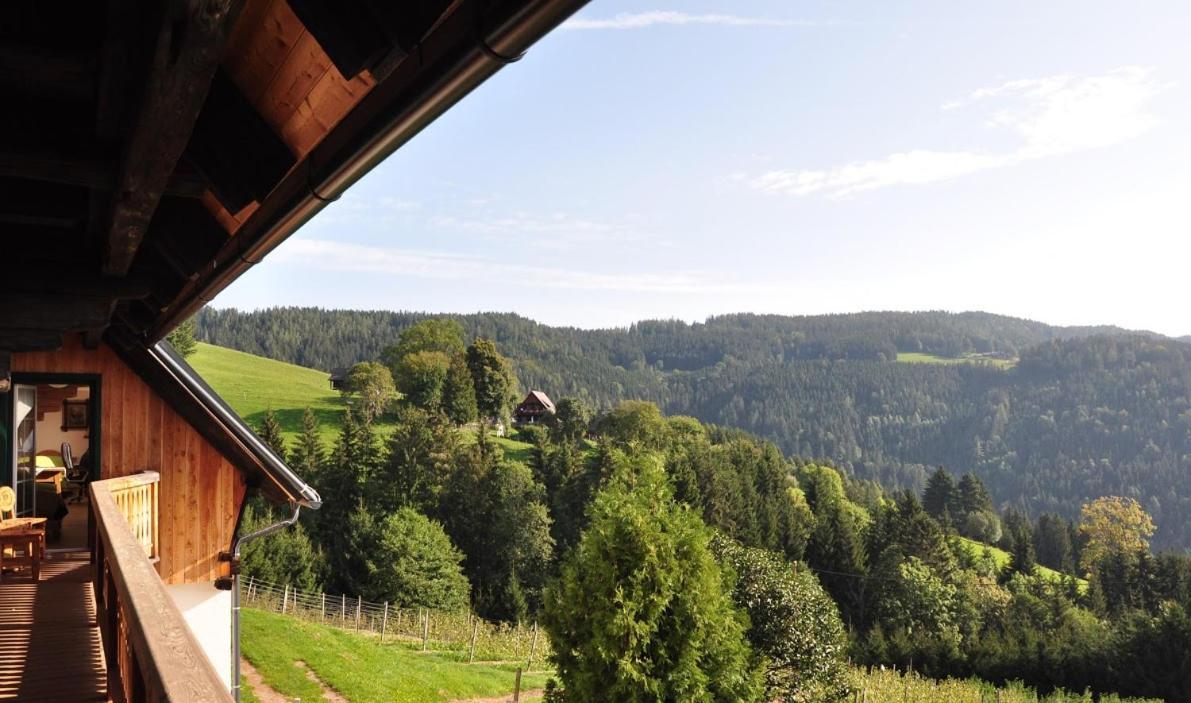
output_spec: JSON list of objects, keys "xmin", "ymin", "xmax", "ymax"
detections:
[{"xmin": 90, "ymin": 471, "xmax": 232, "ymax": 702}]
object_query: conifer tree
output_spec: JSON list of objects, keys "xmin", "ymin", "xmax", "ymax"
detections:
[
  {"xmin": 542, "ymin": 455, "xmax": 764, "ymax": 702},
  {"xmin": 289, "ymin": 407, "xmax": 325, "ymax": 483},
  {"xmin": 1005, "ymin": 523, "xmax": 1037, "ymax": 578},
  {"xmin": 922, "ymin": 467, "xmax": 957, "ymax": 521},
  {"xmin": 257, "ymin": 407, "xmax": 287, "ymax": 461}
]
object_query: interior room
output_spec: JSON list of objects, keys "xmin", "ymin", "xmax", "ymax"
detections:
[{"xmin": 8, "ymin": 382, "xmax": 95, "ymax": 550}]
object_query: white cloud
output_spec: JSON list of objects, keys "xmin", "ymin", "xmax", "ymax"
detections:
[
  {"xmin": 430, "ymin": 211, "xmax": 648, "ymax": 249},
  {"xmin": 274, "ymin": 239, "xmax": 742, "ymax": 294},
  {"xmin": 562, "ymin": 11, "xmax": 819, "ymax": 31},
  {"xmin": 751, "ymin": 67, "xmax": 1165, "ymax": 198}
]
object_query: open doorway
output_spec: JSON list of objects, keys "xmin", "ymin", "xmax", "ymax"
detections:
[{"xmin": 4, "ymin": 374, "xmax": 100, "ymax": 552}]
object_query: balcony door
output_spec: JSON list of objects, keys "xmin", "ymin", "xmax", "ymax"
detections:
[{"xmin": 11, "ymin": 384, "xmax": 36, "ymax": 517}]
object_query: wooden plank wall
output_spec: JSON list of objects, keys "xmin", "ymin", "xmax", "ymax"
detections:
[{"xmin": 12, "ymin": 337, "xmax": 245, "ymax": 584}]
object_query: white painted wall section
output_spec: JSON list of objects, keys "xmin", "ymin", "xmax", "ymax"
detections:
[{"xmin": 167, "ymin": 583, "xmax": 232, "ymax": 690}]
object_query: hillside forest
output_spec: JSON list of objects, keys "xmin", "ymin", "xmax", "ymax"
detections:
[
  {"xmin": 206, "ymin": 319, "xmax": 1191, "ymax": 703},
  {"xmin": 193, "ymin": 308, "xmax": 1191, "ymax": 552}
]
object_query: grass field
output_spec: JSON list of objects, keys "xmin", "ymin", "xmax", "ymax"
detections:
[
  {"xmin": 242, "ymin": 608, "xmax": 551, "ymax": 703},
  {"xmin": 189, "ymin": 342, "xmax": 412, "ymax": 445},
  {"xmin": 896, "ymin": 351, "xmax": 1016, "ymax": 369},
  {"xmin": 243, "ymin": 608, "xmax": 1155, "ymax": 703},
  {"xmin": 954, "ymin": 536, "xmax": 1085, "ymax": 588}
]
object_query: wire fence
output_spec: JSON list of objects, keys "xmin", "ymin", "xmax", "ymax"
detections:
[{"xmin": 242, "ymin": 577, "xmax": 551, "ymax": 666}]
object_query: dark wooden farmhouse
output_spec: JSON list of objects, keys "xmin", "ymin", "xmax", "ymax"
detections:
[
  {"xmin": 329, "ymin": 366, "xmax": 350, "ymax": 391},
  {"xmin": 514, "ymin": 390, "xmax": 556, "ymax": 424},
  {"xmin": 0, "ymin": 0, "xmax": 584, "ymax": 700}
]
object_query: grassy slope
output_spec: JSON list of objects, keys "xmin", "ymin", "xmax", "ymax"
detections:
[
  {"xmin": 242, "ymin": 609, "xmax": 549, "ymax": 703},
  {"xmin": 954, "ymin": 536, "xmax": 1084, "ymax": 587},
  {"xmin": 896, "ymin": 351, "xmax": 1017, "ymax": 369},
  {"xmin": 189, "ymin": 342, "xmax": 405, "ymax": 445}
]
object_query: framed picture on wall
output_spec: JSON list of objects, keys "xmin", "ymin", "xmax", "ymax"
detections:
[{"xmin": 63, "ymin": 399, "xmax": 89, "ymax": 429}]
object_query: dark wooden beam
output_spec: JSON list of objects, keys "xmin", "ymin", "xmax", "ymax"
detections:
[
  {"xmin": 102, "ymin": 0, "xmax": 246, "ymax": 277},
  {"xmin": 0, "ymin": 44, "xmax": 97, "ymax": 102},
  {"xmin": 0, "ymin": 277, "xmax": 152, "ymax": 301},
  {"xmin": 82, "ymin": 328, "xmax": 107, "ymax": 350},
  {"xmin": 0, "ymin": 295, "xmax": 115, "ymax": 332},
  {"xmin": 0, "ymin": 150, "xmax": 208, "ymax": 198},
  {"xmin": 142, "ymin": 199, "xmax": 232, "ymax": 282}
]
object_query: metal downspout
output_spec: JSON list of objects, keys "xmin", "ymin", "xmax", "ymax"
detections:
[{"xmin": 228, "ymin": 504, "xmax": 302, "ymax": 702}]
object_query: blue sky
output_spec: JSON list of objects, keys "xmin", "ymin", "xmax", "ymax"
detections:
[{"xmin": 219, "ymin": 1, "xmax": 1191, "ymax": 336}]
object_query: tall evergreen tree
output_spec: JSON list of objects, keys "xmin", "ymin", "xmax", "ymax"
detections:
[
  {"xmin": 165, "ymin": 317, "xmax": 198, "ymax": 358},
  {"xmin": 289, "ymin": 407, "xmax": 324, "ymax": 484},
  {"xmin": 369, "ymin": 405, "xmax": 456, "ymax": 514},
  {"xmin": 542, "ymin": 455, "xmax": 764, "ymax": 702},
  {"xmin": 257, "ymin": 407, "xmax": 287, "ymax": 461},
  {"xmin": 319, "ymin": 406, "xmax": 380, "ymax": 590},
  {"xmin": 1005, "ymin": 522, "xmax": 1037, "ymax": 578},
  {"xmin": 957, "ymin": 473, "xmax": 994, "ymax": 516},
  {"xmin": 922, "ymin": 467, "xmax": 957, "ymax": 522},
  {"xmin": 1034, "ymin": 513, "xmax": 1075, "ymax": 573}
]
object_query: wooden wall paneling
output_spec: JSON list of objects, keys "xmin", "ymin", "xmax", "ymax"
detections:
[{"xmin": 11, "ymin": 338, "xmax": 249, "ymax": 585}]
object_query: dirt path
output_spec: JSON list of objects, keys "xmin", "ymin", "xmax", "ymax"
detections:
[
  {"xmin": 295, "ymin": 660, "xmax": 350, "ymax": 703},
  {"xmin": 447, "ymin": 689, "xmax": 544, "ymax": 703},
  {"xmin": 240, "ymin": 659, "xmax": 289, "ymax": 703}
]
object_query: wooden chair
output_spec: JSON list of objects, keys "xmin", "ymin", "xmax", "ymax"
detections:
[{"xmin": 0, "ymin": 486, "xmax": 46, "ymax": 583}]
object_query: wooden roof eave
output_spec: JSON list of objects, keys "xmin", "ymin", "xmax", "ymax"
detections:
[{"xmin": 149, "ymin": 0, "xmax": 589, "ymax": 339}]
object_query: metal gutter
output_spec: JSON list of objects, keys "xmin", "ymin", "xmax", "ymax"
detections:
[
  {"xmin": 150, "ymin": 340, "xmax": 322, "ymax": 508},
  {"xmin": 152, "ymin": 0, "xmax": 589, "ymax": 338}
]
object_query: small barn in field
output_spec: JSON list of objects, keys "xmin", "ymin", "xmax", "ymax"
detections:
[{"xmin": 514, "ymin": 390, "xmax": 556, "ymax": 424}]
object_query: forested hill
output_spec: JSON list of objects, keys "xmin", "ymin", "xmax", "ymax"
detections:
[{"xmin": 194, "ymin": 307, "xmax": 1191, "ymax": 551}]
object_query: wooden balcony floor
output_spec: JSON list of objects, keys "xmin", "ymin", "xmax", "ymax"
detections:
[{"xmin": 0, "ymin": 552, "xmax": 108, "ymax": 702}]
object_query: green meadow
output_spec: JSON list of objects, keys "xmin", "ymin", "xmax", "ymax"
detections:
[
  {"xmin": 896, "ymin": 351, "xmax": 1017, "ymax": 369},
  {"xmin": 241, "ymin": 608, "xmax": 550, "ymax": 703}
]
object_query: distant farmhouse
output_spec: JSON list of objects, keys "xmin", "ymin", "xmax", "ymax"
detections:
[
  {"xmin": 329, "ymin": 366, "xmax": 349, "ymax": 391},
  {"xmin": 514, "ymin": 390, "xmax": 555, "ymax": 424}
]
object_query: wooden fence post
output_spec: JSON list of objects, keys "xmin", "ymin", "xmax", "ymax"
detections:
[
  {"xmin": 527, "ymin": 621, "xmax": 539, "ymax": 668},
  {"xmin": 321, "ymin": 592, "xmax": 326, "ymax": 621},
  {"xmin": 380, "ymin": 602, "xmax": 389, "ymax": 643},
  {"xmin": 341, "ymin": 594, "xmax": 346, "ymax": 624},
  {"xmin": 355, "ymin": 595, "xmax": 362, "ymax": 632},
  {"xmin": 282, "ymin": 584, "xmax": 289, "ymax": 614},
  {"xmin": 513, "ymin": 668, "xmax": 522, "ymax": 702},
  {"xmin": 422, "ymin": 608, "xmax": 429, "ymax": 651},
  {"xmin": 246, "ymin": 576, "xmax": 254, "ymax": 603},
  {"xmin": 469, "ymin": 619, "xmax": 479, "ymax": 663}
]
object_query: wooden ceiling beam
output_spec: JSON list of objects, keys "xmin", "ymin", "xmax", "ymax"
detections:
[
  {"xmin": 0, "ymin": 276, "xmax": 152, "ymax": 301},
  {"xmin": 0, "ymin": 295, "xmax": 115, "ymax": 332},
  {"xmin": 0, "ymin": 331, "xmax": 63, "ymax": 354},
  {"xmin": 0, "ymin": 150, "xmax": 208, "ymax": 198},
  {"xmin": 102, "ymin": 0, "xmax": 247, "ymax": 277}
]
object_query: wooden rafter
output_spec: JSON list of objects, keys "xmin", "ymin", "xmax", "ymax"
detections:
[
  {"xmin": 102, "ymin": 0, "xmax": 246, "ymax": 276},
  {"xmin": 0, "ymin": 150, "xmax": 208, "ymax": 198}
]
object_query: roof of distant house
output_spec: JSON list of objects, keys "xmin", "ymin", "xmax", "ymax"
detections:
[{"xmin": 523, "ymin": 390, "xmax": 556, "ymax": 413}]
